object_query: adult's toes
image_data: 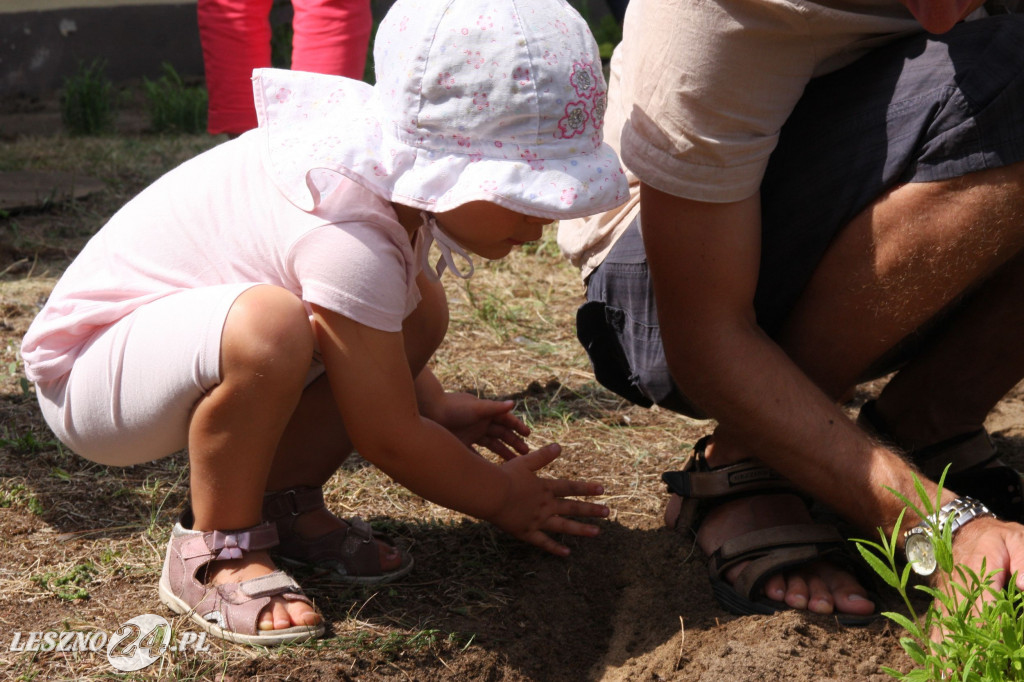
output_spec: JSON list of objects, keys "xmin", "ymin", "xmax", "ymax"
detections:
[
  {"xmin": 783, "ymin": 574, "xmax": 810, "ymax": 610},
  {"xmin": 805, "ymin": 574, "xmax": 836, "ymax": 615},
  {"xmin": 764, "ymin": 573, "xmax": 788, "ymax": 602},
  {"xmin": 819, "ymin": 563, "xmax": 875, "ymax": 615}
]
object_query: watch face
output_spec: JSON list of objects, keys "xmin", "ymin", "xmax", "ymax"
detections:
[{"xmin": 906, "ymin": 532, "xmax": 937, "ymax": 576}]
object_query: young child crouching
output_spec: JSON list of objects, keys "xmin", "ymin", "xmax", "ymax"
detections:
[{"xmin": 20, "ymin": 0, "xmax": 628, "ymax": 645}]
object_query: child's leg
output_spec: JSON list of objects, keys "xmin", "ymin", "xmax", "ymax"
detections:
[
  {"xmin": 188, "ymin": 284, "xmax": 320, "ymax": 630},
  {"xmin": 262, "ymin": 276, "xmax": 448, "ymax": 567},
  {"xmin": 35, "ymin": 283, "xmax": 319, "ymax": 632}
]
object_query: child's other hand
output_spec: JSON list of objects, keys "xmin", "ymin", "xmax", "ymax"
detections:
[
  {"xmin": 492, "ymin": 443, "xmax": 609, "ymax": 557},
  {"xmin": 436, "ymin": 394, "xmax": 530, "ymax": 460}
]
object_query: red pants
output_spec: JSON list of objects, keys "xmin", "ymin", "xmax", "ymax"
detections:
[{"xmin": 197, "ymin": 0, "xmax": 372, "ymax": 134}]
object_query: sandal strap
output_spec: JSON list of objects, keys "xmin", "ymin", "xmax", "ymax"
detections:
[
  {"xmin": 709, "ymin": 523, "xmax": 847, "ymax": 601},
  {"xmin": 662, "ymin": 460, "xmax": 794, "ymax": 499},
  {"xmin": 237, "ymin": 571, "xmax": 304, "ymax": 598},
  {"xmin": 263, "ymin": 486, "xmax": 326, "ymax": 520},
  {"xmin": 662, "ymin": 437, "xmax": 799, "ymax": 533},
  {"xmin": 176, "ymin": 522, "xmax": 280, "ymax": 561},
  {"xmin": 262, "ymin": 487, "xmax": 411, "ymax": 580},
  {"xmin": 200, "ymin": 570, "xmax": 315, "ymax": 637}
]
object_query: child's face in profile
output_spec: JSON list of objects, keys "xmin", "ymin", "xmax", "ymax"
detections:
[{"xmin": 434, "ymin": 202, "xmax": 550, "ymax": 260}]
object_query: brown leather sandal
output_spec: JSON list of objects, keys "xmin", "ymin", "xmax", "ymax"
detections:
[
  {"xmin": 263, "ymin": 486, "xmax": 414, "ymax": 584},
  {"xmin": 158, "ymin": 516, "xmax": 324, "ymax": 646},
  {"xmin": 857, "ymin": 400, "xmax": 1024, "ymax": 522},
  {"xmin": 662, "ymin": 436, "xmax": 879, "ymax": 626}
]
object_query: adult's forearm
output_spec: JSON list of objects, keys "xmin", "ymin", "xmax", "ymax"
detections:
[
  {"xmin": 637, "ymin": 184, "xmax": 948, "ymax": 536},
  {"xmin": 668, "ymin": 314, "xmax": 923, "ymax": 534}
]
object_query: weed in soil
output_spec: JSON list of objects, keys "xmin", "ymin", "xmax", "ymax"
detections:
[{"xmin": 60, "ymin": 60, "xmax": 115, "ymax": 136}]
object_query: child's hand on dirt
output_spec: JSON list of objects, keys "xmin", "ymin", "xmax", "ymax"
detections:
[
  {"xmin": 490, "ymin": 443, "xmax": 609, "ymax": 556},
  {"xmin": 434, "ymin": 394, "xmax": 531, "ymax": 460}
]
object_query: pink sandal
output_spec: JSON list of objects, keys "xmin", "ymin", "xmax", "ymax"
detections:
[
  {"xmin": 263, "ymin": 486, "xmax": 414, "ymax": 584},
  {"xmin": 158, "ymin": 516, "xmax": 325, "ymax": 646}
]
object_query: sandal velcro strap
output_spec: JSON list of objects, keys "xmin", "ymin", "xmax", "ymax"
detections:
[
  {"xmin": 262, "ymin": 487, "xmax": 414, "ymax": 583},
  {"xmin": 662, "ymin": 437, "xmax": 807, "ymax": 533},
  {"xmin": 709, "ymin": 523, "xmax": 848, "ymax": 602},
  {"xmin": 238, "ymin": 571, "xmax": 303, "ymax": 598},
  {"xmin": 263, "ymin": 486, "xmax": 326, "ymax": 519},
  {"xmin": 662, "ymin": 460, "xmax": 794, "ymax": 500}
]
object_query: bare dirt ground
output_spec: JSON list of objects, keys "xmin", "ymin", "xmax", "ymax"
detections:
[{"xmin": 4, "ymin": 95, "xmax": 1024, "ymax": 681}]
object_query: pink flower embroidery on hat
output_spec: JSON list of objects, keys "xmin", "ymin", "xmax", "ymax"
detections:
[
  {"xmin": 543, "ymin": 50, "xmax": 559, "ymax": 66},
  {"xmin": 453, "ymin": 134, "xmax": 471, "ymax": 147},
  {"xmin": 569, "ymin": 62, "xmax": 597, "ymax": 98},
  {"xmin": 557, "ymin": 101, "xmax": 589, "ymax": 138},
  {"xmin": 512, "ymin": 66, "xmax": 531, "ymax": 86},
  {"xmin": 465, "ymin": 51, "xmax": 485, "ymax": 69},
  {"xmin": 561, "ymin": 188, "xmax": 578, "ymax": 205},
  {"xmin": 521, "ymin": 150, "xmax": 544, "ymax": 170},
  {"xmin": 591, "ymin": 91, "xmax": 607, "ymax": 129},
  {"xmin": 477, "ymin": 14, "xmax": 493, "ymax": 30},
  {"xmin": 472, "ymin": 92, "xmax": 489, "ymax": 111},
  {"xmin": 437, "ymin": 72, "xmax": 455, "ymax": 89},
  {"xmin": 275, "ymin": 88, "xmax": 291, "ymax": 103}
]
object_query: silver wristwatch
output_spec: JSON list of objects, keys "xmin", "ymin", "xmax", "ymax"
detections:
[{"xmin": 904, "ymin": 496, "xmax": 995, "ymax": 576}]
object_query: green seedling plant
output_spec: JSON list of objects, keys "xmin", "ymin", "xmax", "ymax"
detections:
[
  {"xmin": 143, "ymin": 63, "xmax": 208, "ymax": 134},
  {"xmin": 31, "ymin": 562, "xmax": 97, "ymax": 601},
  {"xmin": 61, "ymin": 59, "xmax": 114, "ymax": 135},
  {"xmin": 853, "ymin": 467, "xmax": 1024, "ymax": 681}
]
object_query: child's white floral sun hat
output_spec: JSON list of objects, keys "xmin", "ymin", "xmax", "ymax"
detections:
[{"xmin": 252, "ymin": 0, "xmax": 629, "ymax": 221}]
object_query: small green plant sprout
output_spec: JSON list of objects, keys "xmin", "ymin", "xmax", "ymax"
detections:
[
  {"xmin": 852, "ymin": 467, "xmax": 1024, "ymax": 681},
  {"xmin": 143, "ymin": 62, "xmax": 208, "ymax": 134},
  {"xmin": 31, "ymin": 562, "xmax": 97, "ymax": 601},
  {"xmin": 0, "ymin": 482, "xmax": 44, "ymax": 515},
  {"xmin": 1, "ymin": 427, "xmax": 58, "ymax": 455},
  {"xmin": 61, "ymin": 59, "xmax": 115, "ymax": 136}
]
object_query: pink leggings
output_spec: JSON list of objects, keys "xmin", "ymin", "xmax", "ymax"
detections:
[{"xmin": 197, "ymin": 0, "xmax": 372, "ymax": 134}]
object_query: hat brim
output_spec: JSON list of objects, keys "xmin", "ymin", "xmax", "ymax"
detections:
[{"xmin": 254, "ymin": 69, "xmax": 629, "ymax": 221}]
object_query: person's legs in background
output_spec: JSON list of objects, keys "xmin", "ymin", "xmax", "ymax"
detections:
[
  {"xmin": 291, "ymin": 0, "xmax": 372, "ymax": 79},
  {"xmin": 197, "ymin": 0, "xmax": 273, "ymax": 135},
  {"xmin": 197, "ymin": 0, "xmax": 372, "ymax": 136}
]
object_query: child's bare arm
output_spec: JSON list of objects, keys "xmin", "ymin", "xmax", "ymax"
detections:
[
  {"xmin": 312, "ymin": 304, "xmax": 608, "ymax": 555},
  {"xmin": 414, "ymin": 368, "xmax": 530, "ymax": 459}
]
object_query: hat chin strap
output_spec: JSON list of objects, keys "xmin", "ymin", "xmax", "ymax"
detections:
[{"xmin": 418, "ymin": 212, "xmax": 475, "ymax": 281}]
